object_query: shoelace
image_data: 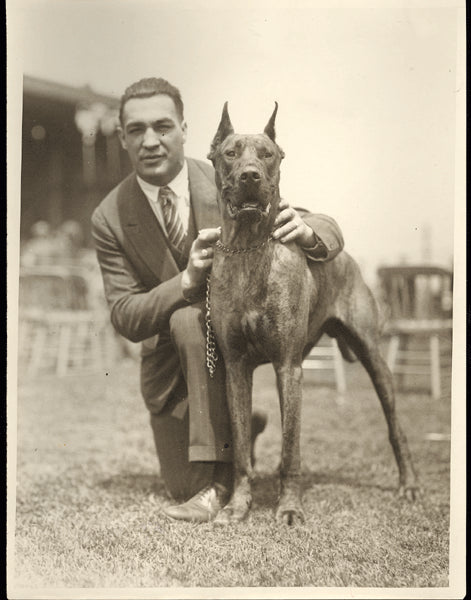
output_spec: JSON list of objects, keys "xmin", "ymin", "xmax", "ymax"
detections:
[{"xmin": 195, "ymin": 486, "xmax": 217, "ymax": 510}]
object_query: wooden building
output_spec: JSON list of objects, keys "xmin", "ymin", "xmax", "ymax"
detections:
[{"xmin": 21, "ymin": 75, "xmax": 131, "ymax": 243}]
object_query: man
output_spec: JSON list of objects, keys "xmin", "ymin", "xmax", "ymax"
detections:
[{"xmin": 92, "ymin": 77, "xmax": 344, "ymax": 522}]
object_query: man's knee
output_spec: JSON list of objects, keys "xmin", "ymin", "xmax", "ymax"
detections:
[{"xmin": 169, "ymin": 303, "xmax": 204, "ymax": 346}]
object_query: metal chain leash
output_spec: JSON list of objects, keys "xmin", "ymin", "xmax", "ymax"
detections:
[
  {"xmin": 215, "ymin": 235, "xmax": 272, "ymax": 255},
  {"xmin": 205, "ymin": 274, "xmax": 218, "ymax": 378}
]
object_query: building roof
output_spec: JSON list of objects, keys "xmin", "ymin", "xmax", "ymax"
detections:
[{"xmin": 23, "ymin": 75, "xmax": 119, "ymax": 108}]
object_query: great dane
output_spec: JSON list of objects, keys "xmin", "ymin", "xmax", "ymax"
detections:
[{"xmin": 207, "ymin": 102, "xmax": 419, "ymax": 525}]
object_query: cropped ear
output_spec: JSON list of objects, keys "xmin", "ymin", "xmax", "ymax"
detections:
[
  {"xmin": 263, "ymin": 101, "xmax": 279, "ymax": 141},
  {"xmin": 207, "ymin": 102, "xmax": 234, "ymax": 162}
]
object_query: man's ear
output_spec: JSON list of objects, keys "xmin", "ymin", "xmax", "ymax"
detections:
[
  {"xmin": 181, "ymin": 120, "xmax": 188, "ymax": 144},
  {"xmin": 117, "ymin": 126, "xmax": 127, "ymax": 151}
]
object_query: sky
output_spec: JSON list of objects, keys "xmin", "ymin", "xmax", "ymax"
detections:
[{"xmin": 8, "ymin": 0, "xmax": 464, "ymax": 282}]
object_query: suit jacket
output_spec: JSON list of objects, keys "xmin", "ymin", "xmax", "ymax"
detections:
[{"xmin": 91, "ymin": 157, "xmax": 344, "ymax": 413}]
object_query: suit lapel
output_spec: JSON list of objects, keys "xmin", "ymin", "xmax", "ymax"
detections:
[
  {"xmin": 118, "ymin": 175, "xmax": 180, "ymax": 283},
  {"xmin": 117, "ymin": 161, "xmax": 220, "ymax": 283},
  {"xmin": 187, "ymin": 159, "xmax": 220, "ymax": 246}
]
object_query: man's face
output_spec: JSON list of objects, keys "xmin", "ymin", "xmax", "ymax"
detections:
[{"xmin": 119, "ymin": 94, "xmax": 187, "ymax": 186}]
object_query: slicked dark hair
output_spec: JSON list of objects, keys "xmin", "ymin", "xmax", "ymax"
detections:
[{"xmin": 119, "ymin": 77, "xmax": 185, "ymax": 124}]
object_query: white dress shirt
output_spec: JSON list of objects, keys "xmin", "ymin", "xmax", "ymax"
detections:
[{"xmin": 136, "ymin": 160, "xmax": 190, "ymax": 235}]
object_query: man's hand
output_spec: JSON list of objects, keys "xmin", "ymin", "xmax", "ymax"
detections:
[
  {"xmin": 272, "ymin": 198, "xmax": 317, "ymax": 247},
  {"xmin": 181, "ymin": 227, "xmax": 221, "ymax": 300}
]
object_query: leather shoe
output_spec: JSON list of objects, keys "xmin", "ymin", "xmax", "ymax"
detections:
[{"xmin": 163, "ymin": 484, "xmax": 224, "ymax": 522}]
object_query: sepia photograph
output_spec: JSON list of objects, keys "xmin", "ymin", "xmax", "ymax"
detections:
[{"xmin": 7, "ymin": 0, "xmax": 466, "ymax": 598}]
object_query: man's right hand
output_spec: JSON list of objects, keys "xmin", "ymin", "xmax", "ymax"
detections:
[{"xmin": 181, "ymin": 227, "xmax": 221, "ymax": 301}]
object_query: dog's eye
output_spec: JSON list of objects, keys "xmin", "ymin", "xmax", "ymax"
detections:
[
  {"xmin": 264, "ymin": 152, "xmax": 273, "ymax": 159},
  {"xmin": 225, "ymin": 150, "xmax": 236, "ymax": 158}
]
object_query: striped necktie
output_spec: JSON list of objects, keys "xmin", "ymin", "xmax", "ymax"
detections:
[{"xmin": 158, "ymin": 185, "xmax": 188, "ymax": 264}]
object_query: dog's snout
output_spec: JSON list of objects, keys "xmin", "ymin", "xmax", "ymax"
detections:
[{"xmin": 240, "ymin": 167, "xmax": 261, "ymax": 184}]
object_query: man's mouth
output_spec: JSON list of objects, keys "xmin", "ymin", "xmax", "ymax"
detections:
[{"xmin": 141, "ymin": 154, "xmax": 166, "ymax": 164}]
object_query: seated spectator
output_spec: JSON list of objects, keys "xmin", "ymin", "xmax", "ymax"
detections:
[
  {"xmin": 56, "ymin": 220, "xmax": 85, "ymax": 263},
  {"xmin": 21, "ymin": 221, "xmax": 60, "ymax": 267}
]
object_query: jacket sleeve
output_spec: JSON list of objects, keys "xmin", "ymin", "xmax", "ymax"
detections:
[
  {"xmin": 297, "ymin": 209, "xmax": 344, "ymax": 262},
  {"xmin": 91, "ymin": 206, "xmax": 188, "ymax": 343}
]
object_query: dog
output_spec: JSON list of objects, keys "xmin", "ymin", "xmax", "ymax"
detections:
[{"xmin": 207, "ymin": 102, "xmax": 419, "ymax": 525}]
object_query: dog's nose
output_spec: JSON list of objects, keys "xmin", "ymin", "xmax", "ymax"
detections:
[{"xmin": 240, "ymin": 168, "xmax": 261, "ymax": 184}]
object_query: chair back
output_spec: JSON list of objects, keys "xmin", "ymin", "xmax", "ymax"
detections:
[
  {"xmin": 19, "ymin": 265, "xmax": 91, "ymax": 312},
  {"xmin": 377, "ymin": 266, "xmax": 453, "ymax": 323}
]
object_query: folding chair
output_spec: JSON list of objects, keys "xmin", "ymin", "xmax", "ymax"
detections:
[{"xmin": 377, "ymin": 265, "xmax": 453, "ymax": 399}]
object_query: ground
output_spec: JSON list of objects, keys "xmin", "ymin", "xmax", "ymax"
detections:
[{"xmin": 13, "ymin": 356, "xmax": 451, "ymax": 589}]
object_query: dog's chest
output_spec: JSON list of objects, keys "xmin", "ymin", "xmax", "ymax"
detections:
[
  {"xmin": 210, "ymin": 244, "xmax": 311, "ymax": 361},
  {"xmin": 217, "ymin": 295, "xmax": 285, "ymax": 362}
]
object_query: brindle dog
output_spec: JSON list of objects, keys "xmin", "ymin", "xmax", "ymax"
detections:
[{"xmin": 207, "ymin": 103, "xmax": 419, "ymax": 525}]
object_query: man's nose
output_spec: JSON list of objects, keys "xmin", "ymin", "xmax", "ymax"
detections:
[{"xmin": 142, "ymin": 128, "xmax": 161, "ymax": 147}]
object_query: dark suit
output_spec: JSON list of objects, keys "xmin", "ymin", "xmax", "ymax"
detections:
[{"xmin": 92, "ymin": 157, "xmax": 344, "ymax": 499}]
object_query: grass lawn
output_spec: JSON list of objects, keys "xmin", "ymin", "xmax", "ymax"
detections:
[{"xmin": 12, "ymin": 357, "xmax": 451, "ymax": 589}]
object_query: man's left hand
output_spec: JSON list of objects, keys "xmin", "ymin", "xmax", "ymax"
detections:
[{"xmin": 273, "ymin": 198, "xmax": 316, "ymax": 247}]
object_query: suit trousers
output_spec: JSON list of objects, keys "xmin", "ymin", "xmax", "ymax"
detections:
[{"xmin": 149, "ymin": 302, "xmax": 232, "ymax": 500}]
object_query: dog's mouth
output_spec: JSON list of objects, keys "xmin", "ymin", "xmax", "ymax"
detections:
[{"xmin": 226, "ymin": 198, "xmax": 270, "ymax": 220}]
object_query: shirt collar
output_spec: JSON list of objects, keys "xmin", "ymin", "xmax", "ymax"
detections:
[
  {"xmin": 167, "ymin": 160, "xmax": 189, "ymax": 199},
  {"xmin": 136, "ymin": 160, "xmax": 189, "ymax": 203}
]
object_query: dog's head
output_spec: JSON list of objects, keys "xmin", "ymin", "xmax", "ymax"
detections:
[{"xmin": 207, "ymin": 103, "xmax": 285, "ymax": 223}]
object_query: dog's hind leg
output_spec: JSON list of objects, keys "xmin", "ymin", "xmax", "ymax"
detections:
[
  {"xmin": 334, "ymin": 315, "xmax": 420, "ymax": 501},
  {"xmin": 274, "ymin": 360, "xmax": 306, "ymax": 525},
  {"xmin": 214, "ymin": 359, "xmax": 254, "ymax": 524}
]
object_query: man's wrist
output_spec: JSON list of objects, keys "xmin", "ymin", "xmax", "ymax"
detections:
[
  {"xmin": 301, "ymin": 231, "xmax": 328, "ymax": 259},
  {"xmin": 181, "ymin": 269, "xmax": 204, "ymax": 303},
  {"xmin": 181, "ymin": 270, "xmax": 194, "ymax": 302},
  {"xmin": 299, "ymin": 225, "xmax": 317, "ymax": 249}
]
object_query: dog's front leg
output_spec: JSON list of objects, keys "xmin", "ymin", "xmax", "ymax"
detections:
[
  {"xmin": 214, "ymin": 359, "xmax": 254, "ymax": 524},
  {"xmin": 275, "ymin": 362, "xmax": 306, "ymax": 525}
]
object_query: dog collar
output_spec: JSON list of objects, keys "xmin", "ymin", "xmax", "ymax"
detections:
[{"xmin": 214, "ymin": 235, "xmax": 273, "ymax": 255}]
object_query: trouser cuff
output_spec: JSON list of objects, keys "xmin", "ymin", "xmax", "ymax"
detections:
[{"xmin": 189, "ymin": 444, "xmax": 233, "ymax": 463}]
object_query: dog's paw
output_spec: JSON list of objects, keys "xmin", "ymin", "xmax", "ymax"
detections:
[
  {"xmin": 213, "ymin": 504, "xmax": 250, "ymax": 525},
  {"xmin": 213, "ymin": 507, "xmax": 232, "ymax": 526},
  {"xmin": 398, "ymin": 484, "xmax": 421, "ymax": 502},
  {"xmin": 275, "ymin": 504, "xmax": 305, "ymax": 526}
]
